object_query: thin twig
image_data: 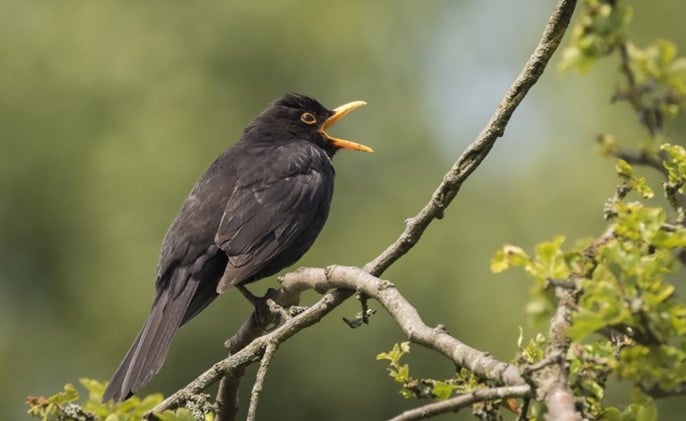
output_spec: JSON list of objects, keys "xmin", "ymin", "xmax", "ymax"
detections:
[
  {"xmin": 214, "ymin": 366, "xmax": 244, "ymax": 421},
  {"xmin": 616, "ymin": 42, "xmax": 662, "ymax": 135},
  {"xmin": 521, "ymin": 352, "xmax": 564, "ymax": 377},
  {"xmin": 605, "ymin": 147, "xmax": 667, "ymax": 176},
  {"xmin": 641, "ymin": 382, "xmax": 686, "ymax": 398},
  {"xmin": 215, "ymin": 313, "xmax": 270, "ymax": 420},
  {"xmin": 387, "ymin": 385, "xmax": 531, "ymax": 421},
  {"xmin": 247, "ymin": 341, "xmax": 278, "ymax": 421}
]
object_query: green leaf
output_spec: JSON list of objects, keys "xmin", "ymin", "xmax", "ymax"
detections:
[
  {"xmin": 395, "ymin": 364, "xmax": 410, "ymax": 382},
  {"xmin": 517, "ymin": 331, "xmax": 547, "ymax": 364},
  {"xmin": 376, "ymin": 342, "xmax": 410, "ymax": 364},
  {"xmin": 80, "ymin": 378, "xmax": 106, "ymax": 402},
  {"xmin": 158, "ymin": 409, "xmax": 205, "ymax": 421},
  {"xmin": 631, "ymin": 177, "xmax": 654, "ymax": 199},
  {"xmin": 50, "ymin": 383, "xmax": 79, "ymax": 404},
  {"xmin": 622, "ymin": 402, "xmax": 658, "ymax": 421},
  {"xmin": 490, "ymin": 245, "xmax": 530, "ymax": 273},
  {"xmin": 533, "ymin": 235, "xmax": 570, "ymax": 279},
  {"xmin": 432, "ymin": 381, "xmax": 457, "ymax": 401},
  {"xmin": 600, "ymin": 407, "xmax": 622, "ymax": 421},
  {"xmin": 616, "ymin": 159, "xmax": 634, "ymax": 178}
]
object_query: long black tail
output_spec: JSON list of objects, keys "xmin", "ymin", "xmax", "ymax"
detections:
[{"xmin": 102, "ymin": 276, "xmax": 200, "ymax": 402}]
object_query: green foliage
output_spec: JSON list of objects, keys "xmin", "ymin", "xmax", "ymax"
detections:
[
  {"xmin": 497, "ymin": 5, "xmax": 686, "ymax": 406},
  {"xmin": 495, "ymin": 154, "xmax": 686, "ymax": 416},
  {"xmin": 376, "ymin": 342, "xmax": 480, "ymax": 401},
  {"xmin": 615, "ymin": 159, "xmax": 654, "ymax": 199},
  {"xmin": 561, "ymin": 0, "xmax": 686, "ymax": 125},
  {"xmin": 559, "ymin": 0, "xmax": 633, "ymax": 72},
  {"xmin": 662, "ymin": 143, "xmax": 686, "ymax": 190},
  {"xmin": 26, "ymin": 383, "xmax": 90, "ymax": 421},
  {"xmin": 495, "ymin": 3, "xmax": 686, "ymax": 417},
  {"xmin": 377, "ymin": 342, "xmax": 412, "ymax": 397},
  {"xmin": 625, "ymin": 39, "xmax": 686, "ymax": 118},
  {"xmin": 515, "ymin": 328, "xmax": 547, "ymax": 365},
  {"xmin": 26, "ymin": 379, "xmax": 212, "ymax": 421},
  {"xmin": 661, "ymin": 143, "xmax": 686, "ymax": 216},
  {"xmin": 599, "ymin": 390, "xmax": 658, "ymax": 421},
  {"xmin": 492, "ymin": 236, "xmax": 589, "ymax": 322},
  {"xmin": 568, "ymin": 340, "xmax": 616, "ymax": 418},
  {"xmin": 627, "ymin": 39, "xmax": 686, "ymax": 92}
]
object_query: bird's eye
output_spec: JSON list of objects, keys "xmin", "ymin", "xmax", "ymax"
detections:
[{"xmin": 300, "ymin": 112, "xmax": 317, "ymax": 125}]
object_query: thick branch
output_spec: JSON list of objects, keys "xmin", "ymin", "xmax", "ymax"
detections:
[
  {"xmin": 152, "ymin": 268, "xmax": 525, "ymax": 417},
  {"xmin": 388, "ymin": 385, "xmax": 531, "ymax": 421},
  {"xmin": 537, "ymin": 287, "xmax": 581, "ymax": 421},
  {"xmin": 281, "ymin": 266, "xmax": 525, "ymax": 386}
]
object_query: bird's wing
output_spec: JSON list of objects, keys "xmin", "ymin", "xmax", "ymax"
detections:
[{"xmin": 214, "ymin": 166, "xmax": 331, "ymax": 292}]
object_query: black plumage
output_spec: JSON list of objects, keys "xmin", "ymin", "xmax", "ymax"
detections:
[{"xmin": 102, "ymin": 93, "xmax": 371, "ymax": 402}]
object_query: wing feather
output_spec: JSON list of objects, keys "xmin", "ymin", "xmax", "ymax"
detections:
[{"xmin": 214, "ymin": 155, "xmax": 332, "ymax": 291}]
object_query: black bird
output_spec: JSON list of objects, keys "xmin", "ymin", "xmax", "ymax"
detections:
[{"xmin": 102, "ymin": 93, "xmax": 371, "ymax": 402}]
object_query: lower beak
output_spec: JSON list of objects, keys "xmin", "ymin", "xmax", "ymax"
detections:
[{"xmin": 321, "ymin": 100, "xmax": 373, "ymax": 152}]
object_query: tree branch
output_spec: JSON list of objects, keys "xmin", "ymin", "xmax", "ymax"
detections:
[
  {"xmin": 147, "ymin": 0, "xmax": 578, "ymax": 417},
  {"xmin": 536, "ymin": 287, "xmax": 581, "ymax": 421},
  {"xmin": 246, "ymin": 340, "xmax": 278, "ymax": 421},
  {"xmin": 641, "ymin": 382, "xmax": 686, "ymax": 398},
  {"xmin": 525, "ymin": 234, "xmax": 612, "ymax": 420},
  {"xmin": 282, "ymin": 266, "xmax": 524, "ymax": 385},
  {"xmin": 615, "ymin": 42, "xmax": 663, "ymax": 136},
  {"xmin": 387, "ymin": 385, "xmax": 531, "ymax": 421},
  {"xmin": 366, "ymin": 0, "xmax": 577, "ymax": 276},
  {"xmin": 150, "ymin": 268, "xmax": 525, "ymax": 417},
  {"xmin": 604, "ymin": 146, "xmax": 667, "ymax": 176}
]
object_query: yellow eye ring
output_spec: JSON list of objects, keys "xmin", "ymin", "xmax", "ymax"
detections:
[{"xmin": 300, "ymin": 112, "xmax": 317, "ymax": 125}]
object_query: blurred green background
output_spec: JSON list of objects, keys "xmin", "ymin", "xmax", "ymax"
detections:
[{"xmin": 2, "ymin": 0, "xmax": 685, "ymax": 419}]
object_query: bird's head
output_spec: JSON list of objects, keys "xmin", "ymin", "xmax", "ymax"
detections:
[{"xmin": 251, "ymin": 93, "xmax": 373, "ymax": 157}]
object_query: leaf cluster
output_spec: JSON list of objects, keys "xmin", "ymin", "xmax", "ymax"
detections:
[
  {"xmin": 561, "ymin": 0, "xmax": 686, "ymax": 133},
  {"xmin": 489, "ymin": 1, "xmax": 686, "ymax": 418},
  {"xmin": 376, "ymin": 342, "xmax": 473, "ymax": 401},
  {"xmin": 26, "ymin": 379, "xmax": 212, "ymax": 421}
]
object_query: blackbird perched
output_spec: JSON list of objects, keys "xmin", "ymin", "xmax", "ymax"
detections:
[{"xmin": 102, "ymin": 93, "xmax": 371, "ymax": 402}]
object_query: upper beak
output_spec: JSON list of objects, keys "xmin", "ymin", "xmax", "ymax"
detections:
[{"xmin": 321, "ymin": 100, "xmax": 373, "ymax": 152}]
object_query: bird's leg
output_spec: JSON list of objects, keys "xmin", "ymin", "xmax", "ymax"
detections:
[
  {"xmin": 236, "ymin": 284, "xmax": 261, "ymax": 305},
  {"xmin": 237, "ymin": 285, "xmax": 278, "ymax": 328}
]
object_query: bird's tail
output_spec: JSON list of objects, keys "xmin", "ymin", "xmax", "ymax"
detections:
[{"xmin": 102, "ymin": 277, "xmax": 199, "ymax": 402}]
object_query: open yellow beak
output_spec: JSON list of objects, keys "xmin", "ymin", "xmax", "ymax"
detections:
[{"xmin": 321, "ymin": 100, "xmax": 373, "ymax": 152}]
